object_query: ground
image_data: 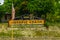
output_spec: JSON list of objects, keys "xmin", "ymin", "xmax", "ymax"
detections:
[{"xmin": 0, "ymin": 23, "xmax": 60, "ymax": 40}]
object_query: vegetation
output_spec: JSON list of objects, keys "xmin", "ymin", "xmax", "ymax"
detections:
[
  {"xmin": 0, "ymin": 28, "xmax": 60, "ymax": 37},
  {"xmin": 0, "ymin": 0, "xmax": 60, "ymax": 40},
  {"xmin": 0, "ymin": 0, "xmax": 60, "ymax": 22}
]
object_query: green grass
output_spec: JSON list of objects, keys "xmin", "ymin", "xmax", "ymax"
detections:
[
  {"xmin": 0, "ymin": 23, "xmax": 60, "ymax": 37},
  {"xmin": 0, "ymin": 29, "xmax": 60, "ymax": 37},
  {"xmin": 35, "ymin": 30, "xmax": 60, "ymax": 37},
  {"xmin": 0, "ymin": 32, "xmax": 11, "ymax": 37}
]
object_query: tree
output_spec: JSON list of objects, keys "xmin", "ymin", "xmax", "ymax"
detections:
[
  {"xmin": 27, "ymin": 0, "xmax": 55, "ymax": 29},
  {"xmin": 0, "ymin": 0, "xmax": 12, "ymax": 22}
]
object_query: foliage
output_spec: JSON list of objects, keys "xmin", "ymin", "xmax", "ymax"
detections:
[{"xmin": 0, "ymin": 0, "xmax": 60, "ymax": 24}]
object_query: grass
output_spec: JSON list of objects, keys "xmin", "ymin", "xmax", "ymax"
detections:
[
  {"xmin": 35, "ymin": 30, "xmax": 60, "ymax": 37},
  {"xmin": 0, "ymin": 32, "xmax": 11, "ymax": 37},
  {"xmin": 0, "ymin": 29, "xmax": 60, "ymax": 37},
  {"xmin": 0, "ymin": 23, "xmax": 60, "ymax": 37}
]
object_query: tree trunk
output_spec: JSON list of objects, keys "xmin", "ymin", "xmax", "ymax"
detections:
[
  {"xmin": 0, "ymin": 18, "xmax": 1, "ymax": 22},
  {"xmin": 44, "ymin": 14, "xmax": 49, "ymax": 30}
]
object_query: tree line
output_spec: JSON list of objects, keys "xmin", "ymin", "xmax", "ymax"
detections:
[{"xmin": 0, "ymin": 0, "xmax": 60, "ymax": 24}]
